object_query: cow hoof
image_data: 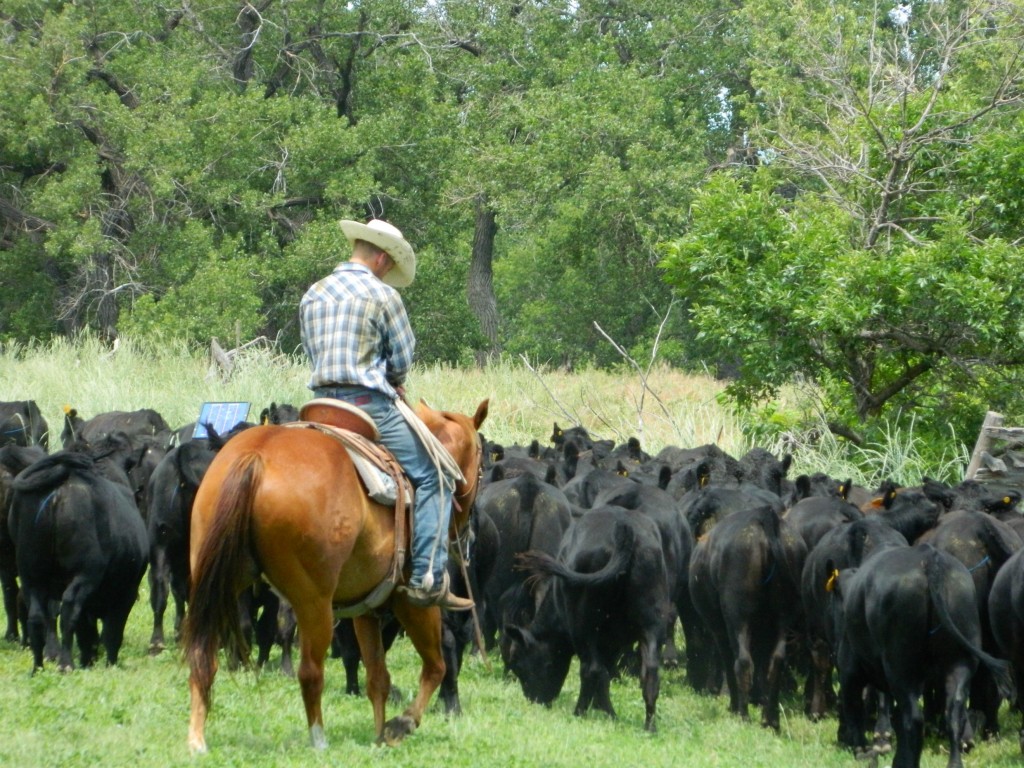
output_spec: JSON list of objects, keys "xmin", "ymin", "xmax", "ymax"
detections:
[
  {"xmin": 388, "ymin": 685, "xmax": 403, "ymax": 705},
  {"xmin": 854, "ymin": 746, "xmax": 879, "ymax": 768},
  {"xmin": 148, "ymin": 642, "xmax": 164, "ymax": 656},
  {"xmin": 378, "ymin": 715, "xmax": 416, "ymax": 746}
]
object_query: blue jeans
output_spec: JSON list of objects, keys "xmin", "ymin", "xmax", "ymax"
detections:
[{"xmin": 313, "ymin": 386, "xmax": 451, "ymax": 588}]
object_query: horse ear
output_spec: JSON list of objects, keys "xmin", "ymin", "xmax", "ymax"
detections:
[{"xmin": 473, "ymin": 399, "xmax": 489, "ymax": 429}]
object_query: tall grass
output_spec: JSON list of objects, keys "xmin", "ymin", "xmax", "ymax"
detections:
[
  {"xmin": 0, "ymin": 335, "xmax": 967, "ymax": 485},
  {"xmin": 0, "ymin": 337, "xmax": 999, "ymax": 768}
]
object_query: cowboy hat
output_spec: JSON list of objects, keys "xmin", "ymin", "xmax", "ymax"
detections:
[{"xmin": 339, "ymin": 219, "xmax": 416, "ymax": 288}]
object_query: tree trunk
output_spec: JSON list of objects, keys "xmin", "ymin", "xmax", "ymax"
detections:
[{"xmin": 467, "ymin": 199, "xmax": 500, "ymax": 366}]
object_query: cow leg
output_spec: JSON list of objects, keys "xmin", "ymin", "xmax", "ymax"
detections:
[
  {"xmin": 891, "ymin": 688, "xmax": 924, "ymax": 768},
  {"xmin": 379, "ymin": 600, "xmax": 446, "ymax": 745},
  {"xmin": 76, "ymin": 617, "xmax": 100, "ymax": 668},
  {"xmin": 576, "ymin": 656, "xmax": 614, "ymax": 720},
  {"xmin": 945, "ymin": 663, "xmax": 972, "ymax": 768},
  {"xmin": 835, "ymin": 651, "xmax": 869, "ymax": 754},
  {"xmin": 277, "ymin": 603, "xmax": 297, "ymax": 677},
  {"xmin": 334, "ymin": 619, "xmax": 363, "ymax": 694},
  {"xmin": 170, "ymin": 552, "xmax": 189, "ymax": 643},
  {"xmin": 25, "ymin": 592, "xmax": 47, "ymax": 671},
  {"xmin": 148, "ymin": 546, "xmax": 169, "ymax": 653},
  {"xmin": 354, "ymin": 613, "xmax": 391, "ymax": 740},
  {"xmin": 292, "ymin": 599, "xmax": 334, "ymax": 749},
  {"xmin": 806, "ymin": 636, "xmax": 833, "ymax": 720},
  {"xmin": 58, "ymin": 575, "xmax": 98, "ymax": 671},
  {"xmin": 731, "ymin": 624, "xmax": 754, "ymax": 720},
  {"xmin": 661, "ymin": 610, "xmax": 680, "ymax": 668},
  {"xmin": 639, "ymin": 632, "xmax": 661, "ymax": 733},
  {"xmin": 761, "ymin": 630, "xmax": 787, "ymax": 732},
  {"xmin": 0, "ymin": 563, "xmax": 19, "ymax": 642},
  {"xmin": 439, "ymin": 619, "xmax": 462, "ymax": 716},
  {"xmin": 253, "ymin": 589, "xmax": 280, "ymax": 668}
]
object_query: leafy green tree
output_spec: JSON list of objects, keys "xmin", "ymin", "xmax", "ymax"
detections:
[{"xmin": 661, "ymin": 0, "xmax": 1024, "ymax": 443}]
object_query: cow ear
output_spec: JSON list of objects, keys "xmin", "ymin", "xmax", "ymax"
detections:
[
  {"xmin": 658, "ymin": 465, "xmax": 671, "ymax": 490},
  {"xmin": 504, "ymin": 624, "xmax": 531, "ymax": 647}
]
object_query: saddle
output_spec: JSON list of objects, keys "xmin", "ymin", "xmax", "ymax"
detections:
[{"xmin": 288, "ymin": 399, "xmax": 413, "ymax": 617}]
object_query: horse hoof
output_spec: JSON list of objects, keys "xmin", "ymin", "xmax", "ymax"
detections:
[{"xmin": 378, "ymin": 715, "xmax": 416, "ymax": 746}]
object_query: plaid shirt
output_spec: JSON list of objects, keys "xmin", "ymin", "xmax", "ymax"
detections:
[{"xmin": 299, "ymin": 262, "xmax": 415, "ymax": 399}]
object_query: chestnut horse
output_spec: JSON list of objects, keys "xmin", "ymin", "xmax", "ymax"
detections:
[{"xmin": 183, "ymin": 398, "xmax": 488, "ymax": 754}]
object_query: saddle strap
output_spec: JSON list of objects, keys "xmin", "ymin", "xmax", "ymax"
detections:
[{"xmin": 283, "ymin": 421, "xmax": 411, "ymax": 616}]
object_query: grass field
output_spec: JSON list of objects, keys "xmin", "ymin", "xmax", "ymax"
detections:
[{"xmin": 0, "ymin": 337, "xmax": 1006, "ymax": 767}]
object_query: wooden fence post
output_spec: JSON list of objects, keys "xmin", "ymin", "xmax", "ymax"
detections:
[{"xmin": 965, "ymin": 411, "xmax": 1004, "ymax": 481}]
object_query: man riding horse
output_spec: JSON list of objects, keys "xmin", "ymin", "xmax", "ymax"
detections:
[{"xmin": 299, "ymin": 218, "xmax": 473, "ymax": 612}]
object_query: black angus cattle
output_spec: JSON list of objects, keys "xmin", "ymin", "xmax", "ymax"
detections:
[
  {"xmin": 0, "ymin": 443, "xmax": 47, "ymax": 643},
  {"xmin": 800, "ymin": 517, "xmax": 909, "ymax": 721},
  {"xmin": 258, "ymin": 401, "xmax": 299, "ymax": 425},
  {"xmin": 9, "ymin": 450, "xmax": 148, "ymax": 671},
  {"xmin": 144, "ymin": 439, "xmax": 217, "ymax": 652},
  {"xmin": 474, "ymin": 471, "xmax": 573, "ymax": 662},
  {"xmin": 142, "ymin": 425, "xmax": 284, "ymax": 669},
  {"xmin": 549, "ymin": 423, "xmax": 613, "ymax": 460},
  {"xmin": 507, "ymin": 506, "xmax": 671, "ymax": 732},
  {"xmin": 588, "ymin": 477, "xmax": 700, "ymax": 679},
  {"xmin": 919, "ymin": 509, "xmax": 1023, "ymax": 738},
  {"xmin": 786, "ymin": 472, "xmax": 849, "ymax": 507},
  {"xmin": 737, "ymin": 447, "xmax": 793, "ymax": 499},
  {"xmin": 679, "ymin": 482, "xmax": 785, "ymax": 539},
  {"xmin": 987, "ymin": 545, "xmax": 1024, "ymax": 753},
  {"xmin": 785, "ymin": 493, "xmax": 863, "ymax": 553},
  {"xmin": 0, "ymin": 400, "xmax": 48, "ymax": 449},
  {"xmin": 829, "ymin": 544, "xmax": 1014, "ymax": 768},
  {"xmin": 60, "ymin": 406, "xmax": 173, "ymax": 450},
  {"xmin": 688, "ymin": 504, "xmax": 807, "ymax": 731},
  {"xmin": 438, "ymin": 503, "xmax": 501, "ymax": 714}
]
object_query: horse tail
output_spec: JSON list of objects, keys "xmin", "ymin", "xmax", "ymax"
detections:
[{"xmin": 182, "ymin": 452, "xmax": 262, "ymax": 707}]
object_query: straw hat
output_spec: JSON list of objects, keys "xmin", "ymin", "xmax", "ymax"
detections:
[{"xmin": 339, "ymin": 219, "xmax": 416, "ymax": 288}]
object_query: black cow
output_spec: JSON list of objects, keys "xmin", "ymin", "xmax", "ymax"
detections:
[
  {"xmin": 61, "ymin": 406, "xmax": 173, "ymax": 450},
  {"xmin": 144, "ymin": 439, "xmax": 217, "ymax": 652},
  {"xmin": 829, "ymin": 544, "xmax": 1014, "ymax": 768},
  {"xmin": 438, "ymin": 503, "xmax": 501, "ymax": 714},
  {"xmin": 919, "ymin": 509, "xmax": 1023, "ymax": 737},
  {"xmin": 0, "ymin": 443, "xmax": 47, "ymax": 643},
  {"xmin": 987, "ymin": 545, "xmax": 1024, "ymax": 753},
  {"xmin": 507, "ymin": 506, "xmax": 671, "ymax": 731},
  {"xmin": 688, "ymin": 504, "xmax": 806, "ymax": 731},
  {"xmin": 589, "ymin": 478, "xmax": 697, "ymax": 676},
  {"xmin": 800, "ymin": 516, "xmax": 908, "ymax": 721},
  {"xmin": 474, "ymin": 471, "xmax": 573, "ymax": 661},
  {"xmin": 785, "ymin": 494, "xmax": 863, "ymax": 553},
  {"xmin": 9, "ymin": 451, "xmax": 148, "ymax": 671},
  {"xmin": 0, "ymin": 400, "xmax": 48, "ymax": 449},
  {"xmin": 142, "ymin": 426, "xmax": 285, "ymax": 670}
]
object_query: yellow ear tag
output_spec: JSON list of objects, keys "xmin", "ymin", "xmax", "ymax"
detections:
[
  {"xmin": 825, "ymin": 569, "xmax": 839, "ymax": 593},
  {"xmin": 1005, "ymin": 497, "xmax": 1013, "ymax": 505}
]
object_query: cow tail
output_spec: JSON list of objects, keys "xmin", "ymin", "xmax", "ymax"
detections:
[
  {"xmin": 975, "ymin": 516, "xmax": 1020, "ymax": 573},
  {"xmin": 518, "ymin": 520, "xmax": 635, "ymax": 588},
  {"xmin": 925, "ymin": 547, "xmax": 1016, "ymax": 703},
  {"xmin": 755, "ymin": 505, "xmax": 798, "ymax": 593},
  {"xmin": 181, "ymin": 453, "xmax": 262, "ymax": 708}
]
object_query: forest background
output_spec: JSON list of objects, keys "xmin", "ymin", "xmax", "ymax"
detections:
[{"xmin": 4, "ymin": 0, "xmax": 1024, "ymax": 467}]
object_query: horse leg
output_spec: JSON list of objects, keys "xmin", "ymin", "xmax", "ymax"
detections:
[
  {"xmin": 380, "ymin": 601, "xmax": 446, "ymax": 745},
  {"xmin": 293, "ymin": 600, "xmax": 334, "ymax": 750},
  {"xmin": 353, "ymin": 613, "xmax": 391, "ymax": 741}
]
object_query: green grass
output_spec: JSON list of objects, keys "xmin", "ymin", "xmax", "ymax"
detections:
[{"xmin": 0, "ymin": 337, "xmax": 1010, "ymax": 767}]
